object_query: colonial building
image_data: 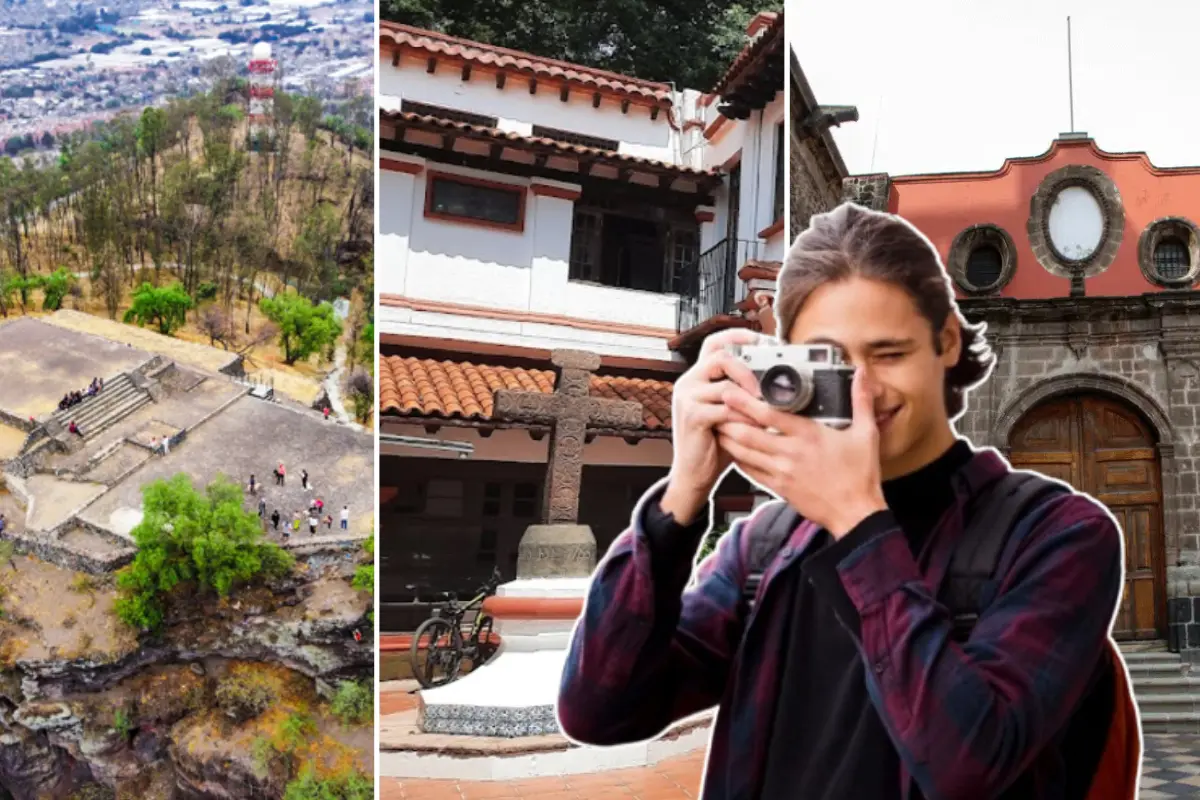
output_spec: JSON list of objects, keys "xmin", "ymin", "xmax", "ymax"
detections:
[
  {"xmin": 377, "ymin": 13, "xmax": 793, "ymax": 631},
  {"xmin": 844, "ymin": 134, "xmax": 1200, "ymax": 663}
]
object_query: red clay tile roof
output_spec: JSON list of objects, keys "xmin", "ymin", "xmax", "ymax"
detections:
[
  {"xmin": 738, "ymin": 260, "xmax": 782, "ymax": 281},
  {"xmin": 382, "ymin": 110, "xmax": 717, "ymax": 180},
  {"xmin": 380, "ymin": 22, "xmax": 672, "ymax": 106},
  {"xmin": 712, "ymin": 11, "xmax": 784, "ymax": 95},
  {"xmin": 380, "ymin": 356, "xmax": 673, "ymax": 431}
]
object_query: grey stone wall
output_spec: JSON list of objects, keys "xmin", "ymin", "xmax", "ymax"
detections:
[
  {"xmin": 790, "ymin": 80, "xmax": 843, "ymax": 236},
  {"xmin": 842, "ymin": 174, "xmax": 891, "ymax": 212},
  {"xmin": 959, "ymin": 294, "xmax": 1200, "ymax": 654}
]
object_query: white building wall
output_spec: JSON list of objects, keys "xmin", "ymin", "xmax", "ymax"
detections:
[
  {"xmin": 378, "ymin": 41, "xmax": 781, "ymax": 361},
  {"xmin": 378, "ymin": 165, "xmax": 419, "ymax": 297},
  {"xmin": 380, "ymin": 51, "xmax": 681, "ymax": 164}
]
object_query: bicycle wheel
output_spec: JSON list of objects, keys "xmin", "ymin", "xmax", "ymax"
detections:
[
  {"xmin": 473, "ymin": 615, "xmax": 498, "ymax": 665},
  {"xmin": 410, "ymin": 617, "xmax": 463, "ymax": 689}
]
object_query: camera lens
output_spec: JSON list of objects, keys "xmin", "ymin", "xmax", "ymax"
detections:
[{"xmin": 759, "ymin": 365, "xmax": 813, "ymax": 412}]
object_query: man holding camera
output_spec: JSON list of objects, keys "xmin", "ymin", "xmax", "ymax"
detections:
[{"xmin": 557, "ymin": 203, "xmax": 1135, "ymax": 798}]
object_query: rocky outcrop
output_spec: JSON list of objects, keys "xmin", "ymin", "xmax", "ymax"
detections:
[{"xmin": 0, "ymin": 565, "xmax": 373, "ymax": 799}]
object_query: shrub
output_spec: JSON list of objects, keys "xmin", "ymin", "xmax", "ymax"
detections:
[
  {"xmin": 215, "ymin": 672, "xmax": 276, "ymax": 723},
  {"xmin": 112, "ymin": 707, "xmax": 133, "ymax": 739},
  {"xmin": 277, "ymin": 711, "xmax": 317, "ymax": 753},
  {"xmin": 283, "ymin": 767, "xmax": 372, "ymax": 800},
  {"xmin": 330, "ymin": 680, "xmax": 371, "ymax": 726}
]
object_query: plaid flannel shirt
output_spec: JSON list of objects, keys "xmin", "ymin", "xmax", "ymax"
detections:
[{"xmin": 557, "ymin": 447, "xmax": 1123, "ymax": 799}]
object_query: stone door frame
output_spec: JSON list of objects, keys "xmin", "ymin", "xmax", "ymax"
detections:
[{"xmin": 988, "ymin": 371, "xmax": 1180, "ymax": 592}]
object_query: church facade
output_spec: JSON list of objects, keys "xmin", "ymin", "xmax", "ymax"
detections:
[{"xmin": 845, "ymin": 135, "xmax": 1200, "ymax": 657}]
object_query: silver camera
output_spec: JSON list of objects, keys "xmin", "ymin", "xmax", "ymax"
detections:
[{"xmin": 725, "ymin": 338, "xmax": 855, "ymax": 428}]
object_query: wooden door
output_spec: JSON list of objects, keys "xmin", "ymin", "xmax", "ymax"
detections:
[{"xmin": 1008, "ymin": 394, "xmax": 1164, "ymax": 640}]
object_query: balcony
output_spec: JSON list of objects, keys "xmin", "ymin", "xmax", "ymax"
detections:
[{"xmin": 676, "ymin": 237, "xmax": 761, "ymax": 334}]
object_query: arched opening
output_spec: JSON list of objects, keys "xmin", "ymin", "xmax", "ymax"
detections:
[{"xmin": 1008, "ymin": 392, "xmax": 1165, "ymax": 640}]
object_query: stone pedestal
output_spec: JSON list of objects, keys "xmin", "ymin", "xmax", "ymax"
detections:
[{"xmin": 419, "ymin": 523, "xmax": 596, "ymax": 737}]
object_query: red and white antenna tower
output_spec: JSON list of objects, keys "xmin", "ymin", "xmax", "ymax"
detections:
[{"xmin": 248, "ymin": 41, "xmax": 277, "ymax": 150}]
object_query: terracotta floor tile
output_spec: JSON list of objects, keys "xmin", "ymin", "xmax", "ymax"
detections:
[
  {"xmin": 388, "ymin": 753, "xmax": 704, "ymax": 800},
  {"xmin": 381, "ymin": 690, "xmax": 421, "ymax": 715}
]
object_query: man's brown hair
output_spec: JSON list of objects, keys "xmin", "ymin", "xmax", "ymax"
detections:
[{"xmin": 776, "ymin": 202, "xmax": 994, "ymax": 419}]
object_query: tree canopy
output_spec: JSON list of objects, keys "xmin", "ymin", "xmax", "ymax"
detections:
[
  {"xmin": 124, "ymin": 281, "xmax": 194, "ymax": 336},
  {"xmin": 383, "ymin": 0, "xmax": 779, "ymax": 91},
  {"xmin": 115, "ymin": 474, "xmax": 294, "ymax": 632},
  {"xmin": 259, "ymin": 293, "xmax": 343, "ymax": 365}
]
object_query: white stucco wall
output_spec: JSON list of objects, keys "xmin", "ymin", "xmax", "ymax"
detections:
[{"xmin": 380, "ymin": 51, "xmax": 681, "ymax": 164}]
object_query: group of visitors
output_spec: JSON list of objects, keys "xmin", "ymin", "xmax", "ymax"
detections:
[
  {"xmin": 247, "ymin": 463, "xmax": 351, "ymax": 542},
  {"xmin": 58, "ymin": 377, "xmax": 103, "ymax": 411}
]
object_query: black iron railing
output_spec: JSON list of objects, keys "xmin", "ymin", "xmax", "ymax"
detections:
[{"xmin": 676, "ymin": 237, "xmax": 761, "ymax": 333}]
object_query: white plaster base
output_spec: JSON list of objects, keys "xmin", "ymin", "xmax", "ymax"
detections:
[
  {"xmin": 419, "ymin": 577, "xmax": 589, "ymax": 736},
  {"xmin": 380, "ymin": 718, "xmax": 712, "ymax": 781}
]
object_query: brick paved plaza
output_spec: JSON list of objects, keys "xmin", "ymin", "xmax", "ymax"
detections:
[{"xmin": 380, "ymin": 685, "xmax": 1200, "ymax": 799}]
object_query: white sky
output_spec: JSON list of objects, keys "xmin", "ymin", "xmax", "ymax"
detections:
[{"xmin": 789, "ymin": 0, "xmax": 1200, "ymax": 176}]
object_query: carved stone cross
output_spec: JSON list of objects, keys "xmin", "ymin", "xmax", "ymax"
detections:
[{"xmin": 493, "ymin": 349, "xmax": 643, "ymax": 526}]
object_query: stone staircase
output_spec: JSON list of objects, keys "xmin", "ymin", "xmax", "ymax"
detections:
[
  {"xmin": 49, "ymin": 373, "xmax": 152, "ymax": 441},
  {"xmin": 1123, "ymin": 640, "xmax": 1200, "ymax": 733}
]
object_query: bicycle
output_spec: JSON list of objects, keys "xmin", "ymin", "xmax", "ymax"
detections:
[{"xmin": 410, "ymin": 566, "xmax": 502, "ymax": 689}]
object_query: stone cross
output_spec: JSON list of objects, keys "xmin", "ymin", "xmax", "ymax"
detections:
[{"xmin": 493, "ymin": 349, "xmax": 643, "ymax": 526}]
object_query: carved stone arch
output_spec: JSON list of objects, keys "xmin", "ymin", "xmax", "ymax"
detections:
[{"xmin": 990, "ymin": 372, "xmax": 1175, "ymax": 452}]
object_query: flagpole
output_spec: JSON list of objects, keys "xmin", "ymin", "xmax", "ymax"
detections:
[{"xmin": 1067, "ymin": 16, "xmax": 1075, "ymax": 132}]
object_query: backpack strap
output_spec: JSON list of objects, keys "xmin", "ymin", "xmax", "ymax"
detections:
[
  {"xmin": 741, "ymin": 501, "xmax": 801, "ymax": 613},
  {"xmin": 943, "ymin": 470, "xmax": 1067, "ymax": 641}
]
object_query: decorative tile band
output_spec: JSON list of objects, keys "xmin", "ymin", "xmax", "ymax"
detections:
[{"xmin": 421, "ymin": 703, "xmax": 560, "ymax": 737}]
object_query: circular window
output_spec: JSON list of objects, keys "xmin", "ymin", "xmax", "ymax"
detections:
[
  {"xmin": 966, "ymin": 245, "xmax": 1003, "ymax": 287},
  {"xmin": 948, "ymin": 224, "xmax": 1016, "ymax": 295},
  {"xmin": 1047, "ymin": 186, "xmax": 1105, "ymax": 261},
  {"xmin": 1138, "ymin": 217, "xmax": 1200, "ymax": 288},
  {"xmin": 1027, "ymin": 165, "xmax": 1124, "ymax": 282},
  {"xmin": 1154, "ymin": 238, "xmax": 1189, "ymax": 280}
]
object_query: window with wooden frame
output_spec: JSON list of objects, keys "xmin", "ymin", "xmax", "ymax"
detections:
[
  {"xmin": 424, "ymin": 171, "xmax": 527, "ymax": 232},
  {"xmin": 568, "ymin": 195, "xmax": 699, "ymax": 294}
]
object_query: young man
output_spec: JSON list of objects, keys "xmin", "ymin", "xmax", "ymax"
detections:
[{"xmin": 558, "ymin": 203, "xmax": 1129, "ymax": 799}]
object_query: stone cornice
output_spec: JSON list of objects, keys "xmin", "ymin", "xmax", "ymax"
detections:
[{"xmin": 960, "ymin": 292, "xmax": 1200, "ymax": 324}]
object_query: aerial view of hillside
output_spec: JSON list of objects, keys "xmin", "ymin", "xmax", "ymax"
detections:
[
  {"xmin": 0, "ymin": 17, "xmax": 375, "ymax": 799},
  {"xmin": 0, "ymin": 0, "xmax": 373, "ymax": 148}
]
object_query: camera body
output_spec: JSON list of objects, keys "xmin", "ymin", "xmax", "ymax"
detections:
[{"xmin": 725, "ymin": 338, "xmax": 855, "ymax": 428}]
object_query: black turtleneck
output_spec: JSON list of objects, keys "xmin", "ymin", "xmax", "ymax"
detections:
[{"xmin": 758, "ymin": 439, "xmax": 973, "ymax": 800}]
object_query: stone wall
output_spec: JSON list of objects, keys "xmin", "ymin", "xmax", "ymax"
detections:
[
  {"xmin": 3, "ymin": 530, "xmax": 134, "ymax": 574},
  {"xmin": 790, "ymin": 79, "xmax": 843, "ymax": 236},
  {"xmin": 842, "ymin": 174, "xmax": 892, "ymax": 212},
  {"xmin": 959, "ymin": 293, "xmax": 1200, "ymax": 657}
]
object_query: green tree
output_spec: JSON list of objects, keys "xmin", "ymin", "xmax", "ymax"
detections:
[
  {"xmin": 41, "ymin": 267, "xmax": 76, "ymax": 311},
  {"xmin": 124, "ymin": 281, "xmax": 193, "ymax": 336},
  {"xmin": 293, "ymin": 95, "xmax": 323, "ymax": 142},
  {"xmin": 295, "ymin": 202, "xmax": 342, "ymax": 297},
  {"xmin": 347, "ymin": 369, "xmax": 372, "ymax": 425},
  {"xmin": 384, "ymin": 0, "xmax": 779, "ymax": 90},
  {"xmin": 3, "ymin": 272, "xmax": 39, "ymax": 313},
  {"xmin": 258, "ymin": 293, "xmax": 343, "ymax": 365},
  {"xmin": 115, "ymin": 474, "xmax": 294, "ymax": 632}
]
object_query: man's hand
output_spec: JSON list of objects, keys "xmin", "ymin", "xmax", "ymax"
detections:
[
  {"xmin": 661, "ymin": 328, "xmax": 764, "ymax": 524},
  {"xmin": 716, "ymin": 368, "xmax": 888, "ymax": 538}
]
